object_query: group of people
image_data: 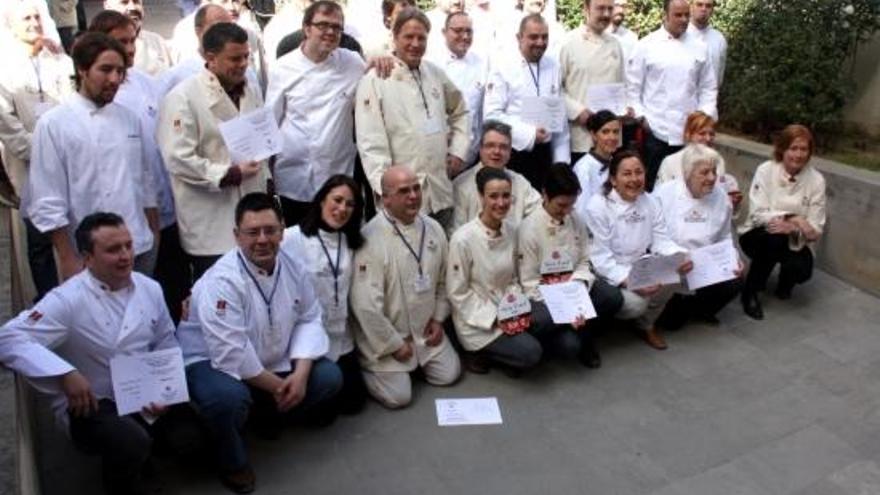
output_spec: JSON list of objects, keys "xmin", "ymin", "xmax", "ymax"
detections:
[{"xmin": 0, "ymin": 0, "xmax": 828, "ymax": 494}]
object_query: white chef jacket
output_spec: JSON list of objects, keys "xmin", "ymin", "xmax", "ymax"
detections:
[
  {"xmin": 135, "ymin": 29, "xmax": 174, "ymax": 77},
  {"xmin": 572, "ymin": 151, "xmax": 610, "ymax": 224},
  {"xmin": 559, "ymin": 26, "xmax": 625, "ymax": 153},
  {"xmin": 0, "ymin": 40, "xmax": 74, "ymax": 193},
  {"xmin": 687, "ymin": 23, "xmax": 727, "ymax": 87},
  {"xmin": 426, "ymin": 46, "xmax": 488, "ymax": 166},
  {"xmin": 606, "ymin": 24, "xmax": 638, "ymax": 62},
  {"xmin": 625, "ymin": 27, "xmax": 717, "ymax": 145},
  {"xmin": 156, "ymin": 56, "xmax": 262, "ymax": 99},
  {"xmin": 177, "ymin": 248, "xmax": 329, "ymax": 380},
  {"xmin": 281, "ymin": 225, "xmax": 354, "ymax": 362},
  {"xmin": 115, "ymin": 69, "xmax": 176, "ymax": 229},
  {"xmin": 447, "ymin": 217, "xmax": 523, "ymax": 351},
  {"xmin": 653, "ymin": 178, "xmax": 733, "ymax": 250},
  {"xmin": 156, "ymin": 68, "xmax": 269, "ymax": 256},
  {"xmin": 261, "ymin": 6, "xmax": 302, "ymax": 63},
  {"xmin": 25, "ymin": 92, "xmax": 157, "ymax": 255},
  {"xmin": 355, "ymin": 58, "xmax": 470, "ymax": 214},
  {"xmin": 740, "ymin": 160, "xmax": 827, "ymax": 252},
  {"xmin": 484, "ymin": 53, "xmax": 571, "ymax": 163},
  {"xmin": 0, "ymin": 270, "xmax": 177, "ymax": 427},
  {"xmin": 349, "ymin": 213, "xmax": 451, "ymax": 372},
  {"xmin": 517, "ymin": 206, "xmax": 596, "ymax": 301},
  {"xmin": 266, "ymin": 48, "xmax": 364, "ymax": 202},
  {"xmin": 451, "ymin": 163, "xmax": 541, "ymax": 233},
  {"xmin": 585, "ymin": 190, "xmax": 686, "ymax": 286}
]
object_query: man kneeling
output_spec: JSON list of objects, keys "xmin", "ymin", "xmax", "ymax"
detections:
[{"xmin": 178, "ymin": 193, "xmax": 342, "ymax": 493}]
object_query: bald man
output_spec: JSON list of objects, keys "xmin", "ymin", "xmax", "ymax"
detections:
[{"xmin": 350, "ymin": 165, "xmax": 461, "ymax": 409}]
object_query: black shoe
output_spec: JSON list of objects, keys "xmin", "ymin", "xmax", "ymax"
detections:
[
  {"xmin": 578, "ymin": 342, "xmax": 602, "ymax": 369},
  {"xmin": 463, "ymin": 352, "xmax": 490, "ymax": 374},
  {"xmin": 697, "ymin": 313, "xmax": 721, "ymax": 325},
  {"xmin": 741, "ymin": 292, "xmax": 764, "ymax": 320},
  {"xmin": 220, "ymin": 465, "xmax": 256, "ymax": 494}
]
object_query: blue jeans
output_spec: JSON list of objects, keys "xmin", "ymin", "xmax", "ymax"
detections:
[{"xmin": 186, "ymin": 358, "xmax": 342, "ymax": 470}]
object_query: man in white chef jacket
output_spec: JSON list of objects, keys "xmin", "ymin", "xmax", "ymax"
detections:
[
  {"xmin": 266, "ymin": 1, "xmax": 365, "ymax": 226},
  {"xmin": 25, "ymin": 32, "xmax": 159, "ymax": 284},
  {"xmin": 426, "ymin": 10, "xmax": 487, "ymax": 168},
  {"xmin": 178, "ymin": 193, "xmax": 341, "ymax": 494},
  {"xmin": 484, "ymin": 13, "xmax": 570, "ymax": 191},
  {"xmin": 0, "ymin": 213, "xmax": 197, "ymax": 495},
  {"xmin": 625, "ymin": 0, "xmax": 717, "ymax": 190},
  {"xmin": 0, "ymin": 0, "xmax": 75, "ymax": 300},
  {"xmin": 157, "ymin": 22, "xmax": 269, "ymax": 282},
  {"xmin": 687, "ymin": 0, "xmax": 727, "ymax": 87},
  {"xmin": 350, "ymin": 165, "xmax": 461, "ymax": 409},
  {"xmin": 104, "ymin": 0, "xmax": 173, "ymax": 76},
  {"xmin": 606, "ymin": 0, "xmax": 638, "ymax": 61}
]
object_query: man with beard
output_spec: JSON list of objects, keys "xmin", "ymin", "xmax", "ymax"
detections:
[{"xmin": 104, "ymin": 0, "xmax": 174, "ymax": 76}]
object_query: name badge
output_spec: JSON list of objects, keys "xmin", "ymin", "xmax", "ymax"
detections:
[
  {"xmin": 540, "ymin": 250, "xmax": 574, "ymax": 275},
  {"xmin": 422, "ymin": 116, "xmax": 444, "ymax": 136},
  {"xmin": 414, "ymin": 273, "xmax": 433, "ymax": 294},
  {"xmin": 497, "ymin": 291, "xmax": 531, "ymax": 321},
  {"xmin": 324, "ymin": 300, "xmax": 347, "ymax": 322}
]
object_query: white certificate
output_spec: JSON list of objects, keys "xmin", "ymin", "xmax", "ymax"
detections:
[
  {"xmin": 520, "ymin": 95, "xmax": 565, "ymax": 133},
  {"xmin": 586, "ymin": 83, "xmax": 626, "ymax": 115},
  {"xmin": 110, "ymin": 348, "xmax": 190, "ymax": 416},
  {"xmin": 685, "ymin": 240, "xmax": 739, "ymax": 290},
  {"xmin": 436, "ymin": 397, "xmax": 503, "ymax": 426},
  {"xmin": 627, "ymin": 252, "xmax": 686, "ymax": 290},
  {"xmin": 218, "ymin": 107, "xmax": 283, "ymax": 163},
  {"xmin": 538, "ymin": 280, "xmax": 597, "ymax": 324}
]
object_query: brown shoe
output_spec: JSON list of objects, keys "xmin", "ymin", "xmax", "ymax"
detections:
[
  {"xmin": 220, "ymin": 465, "xmax": 256, "ymax": 494},
  {"xmin": 643, "ymin": 327, "xmax": 668, "ymax": 350}
]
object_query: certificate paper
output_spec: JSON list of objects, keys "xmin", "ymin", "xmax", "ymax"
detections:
[
  {"xmin": 110, "ymin": 348, "xmax": 190, "ymax": 416},
  {"xmin": 436, "ymin": 398, "xmax": 503, "ymax": 426},
  {"xmin": 218, "ymin": 107, "xmax": 283, "ymax": 163},
  {"xmin": 586, "ymin": 83, "xmax": 626, "ymax": 115},
  {"xmin": 685, "ymin": 240, "xmax": 739, "ymax": 290},
  {"xmin": 627, "ymin": 253, "xmax": 686, "ymax": 290},
  {"xmin": 538, "ymin": 281, "xmax": 597, "ymax": 324},
  {"xmin": 520, "ymin": 96, "xmax": 565, "ymax": 133}
]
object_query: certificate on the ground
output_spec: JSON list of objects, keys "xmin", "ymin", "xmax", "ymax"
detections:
[
  {"xmin": 436, "ymin": 398, "xmax": 503, "ymax": 426},
  {"xmin": 110, "ymin": 348, "xmax": 190, "ymax": 416},
  {"xmin": 627, "ymin": 253, "xmax": 686, "ymax": 290},
  {"xmin": 586, "ymin": 83, "xmax": 626, "ymax": 115},
  {"xmin": 520, "ymin": 96, "xmax": 565, "ymax": 133},
  {"xmin": 686, "ymin": 240, "xmax": 739, "ymax": 290},
  {"xmin": 218, "ymin": 107, "xmax": 283, "ymax": 163},
  {"xmin": 538, "ymin": 281, "xmax": 597, "ymax": 323}
]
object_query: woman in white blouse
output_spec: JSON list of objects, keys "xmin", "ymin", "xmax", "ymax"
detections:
[
  {"xmin": 739, "ymin": 125, "xmax": 826, "ymax": 320},
  {"xmin": 572, "ymin": 110, "xmax": 620, "ymax": 222},
  {"xmin": 654, "ymin": 144, "xmax": 743, "ymax": 329},
  {"xmin": 447, "ymin": 167, "xmax": 547, "ymax": 375},
  {"xmin": 281, "ymin": 175, "xmax": 367, "ymax": 414},
  {"xmin": 585, "ymin": 150, "xmax": 691, "ymax": 350}
]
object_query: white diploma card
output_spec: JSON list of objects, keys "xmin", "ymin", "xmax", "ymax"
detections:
[
  {"xmin": 685, "ymin": 240, "xmax": 739, "ymax": 290},
  {"xmin": 540, "ymin": 250, "xmax": 574, "ymax": 275},
  {"xmin": 110, "ymin": 348, "xmax": 190, "ymax": 416},
  {"xmin": 521, "ymin": 95, "xmax": 565, "ymax": 133},
  {"xmin": 218, "ymin": 107, "xmax": 283, "ymax": 163},
  {"xmin": 627, "ymin": 253, "xmax": 686, "ymax": 291},
  {"xmin": 497, "ymin": 291, "xmax": 531, "ymax": 321},
  {"xmin": 538, "ymin": 281, "xmax": 597, "ymax": 324},
  {"xmin": 436, "ymin": 397, "xmax": 503, "ymax": 426},
  {"xmin": 586, "ymin": 83, "xmax": 626, "ymax": 115}
]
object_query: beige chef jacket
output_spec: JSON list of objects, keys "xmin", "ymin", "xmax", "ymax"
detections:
[{"xmin": 134, "ymin": 30, "xmax": 174, "ymax": 77}]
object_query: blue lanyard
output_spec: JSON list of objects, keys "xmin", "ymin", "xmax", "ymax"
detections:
[
  {"xmin": 386, "ymin": 214, "xmax": 426, "ymax": 276},
  {"xmin": 316, "ymin": 231, "xmax": 343, "ymax": 306},
  {"xmin": 237, "ymin": 253, "xmax": 281, "ymax": 330}
]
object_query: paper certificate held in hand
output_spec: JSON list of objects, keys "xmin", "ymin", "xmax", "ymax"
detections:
[
  {"xmin": 538, "ymin": 280, "xmax": 597, "ymax": 324},
  {"xmin": 627, "ymin": 252, "xmax": 687, "ymax": 290},
  {"xmin": 586, "ymin": 83, "xmax": 626, "ymax": 115},
  {"xmin": 110, "ymin": 348, "xmax": 190, "ymax": 416},
  {"xmin": 520, "ymin": 95, "xmax": 565, "ymax": 133},
  {"xmin": 685, "ymin": 240, "xmax": 739, "ymax": 290},
  {"xmin": 218, "ymin": 107, "xmax": 283, "ymax": 164}
]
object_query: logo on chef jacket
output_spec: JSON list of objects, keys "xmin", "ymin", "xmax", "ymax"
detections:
[
  {"xmin": 623, "ymin": 210, "xmax": 646, "ymax": 224},
  {"xmin": 26, "ymin": 310, "xmax": 43, "ymax": 325},
  {"xmin": 427, "ymin": 238, "xmax": 437, "ymax": 250},
  {"xmin": 215, "ymin": 299, "xmax": 227, "ymax": 317},
  {"xmin": 172, "ymin": 118, "xmax": 182, "ymax": 132},
  {"xmin": 431, "ymin": 87, "xmax": 441, "ymax": 100},
  {"xmin": 801, "ymin": 196, "xmax": 810, "ymax": 207},
  {"xmin": 362, "ymin": 98, "xmax": 371, "ymax": 107},
  {"xmin": 453, "ymin": 264, "xmax": 460, "ymax": 272},
  {"xmin": 683, "ymin": 209, "xmax": 707, "ymax": 223}
]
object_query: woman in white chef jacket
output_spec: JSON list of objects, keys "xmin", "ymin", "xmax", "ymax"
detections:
[
  {"xmin": 447, "ymin": 167, "xmax": 547, "ymax": 374},
  {"xmin": 281, "ymin": 175, "xmax": 368, "ymax": 415},
  {"xmin": 653, "ymin": 144, "xmax": 743, "ymax": 330},
  {"xmin": 738, "ymin": 125, "xmax": 826, "ymax": 320},
  {"xmin": 572, "ymin": 110, "xmax": 621, "ymax": 223},
  {"xmin": 585, "ymin": 150, "xmax": 692, "ymax": 350}
]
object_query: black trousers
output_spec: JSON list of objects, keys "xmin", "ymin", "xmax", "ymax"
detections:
[
  {"xmin": 24, "ymin": 217, "xmax": 58, "ymax": 301},
  {"xmin": 508, "ymin": 142, "xmax": 554, "ymax": 191},
  {"xmin": 189, "ymin": 254, "xmax": 221, "ymax": 285},
  {"xmin": 740, "ymin": 227, "xmax": 814, "ymax": 294},
  {"xmin": 656, "ymin": 278, "xmax": 743, "ymax": 330},
  {"xmin": 641, "ymin": 129, "xmax": 683, "ymax": 191},
  {"xmin": 326, "ymin": 351, "xmax": 368, "ymax": 415},
  {"xmin": 153, "ymin": 224, "xmax": 190, "ymax": 323},
  {"xmin": 279, "ymin": 195, "xmax": 312, "ymax": 228}
]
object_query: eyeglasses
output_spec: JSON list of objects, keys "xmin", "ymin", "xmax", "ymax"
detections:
[
  {"xmin": 309, "ymin": 21, "xmax": 344, "ymax": 33},
  {"xmin": 448, "ymin": 27, "xmax": 473, "ymax": 35},
  {"xmin": 239, "ymin": 226, "xmax": 281, "ymax": 238}
]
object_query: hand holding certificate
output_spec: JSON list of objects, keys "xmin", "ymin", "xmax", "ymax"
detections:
[
  {"xmin": 538, "ymin": 281, "xmax": 597, "ymax": 324},
  {"xmin": 218, "ymin": 107, "xmax": 283, "ymax": 164},
  {"xmin": 520, "ymin": 95, "xmax": 566, "ymax": 133},
  {"xmin": 110, "ymin": 348, "xmax": 190, "ymax": 416},
  {"xmin": 627, "ymin": 252, "xmax": 687, "ymax": 290},
  {"xmin": 685, "ymin": 240, "xmax": 739, "ymax": 290},
  {"xmin": 586, "ymin": 83, "xmax": 626, "ymax": 115}
]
